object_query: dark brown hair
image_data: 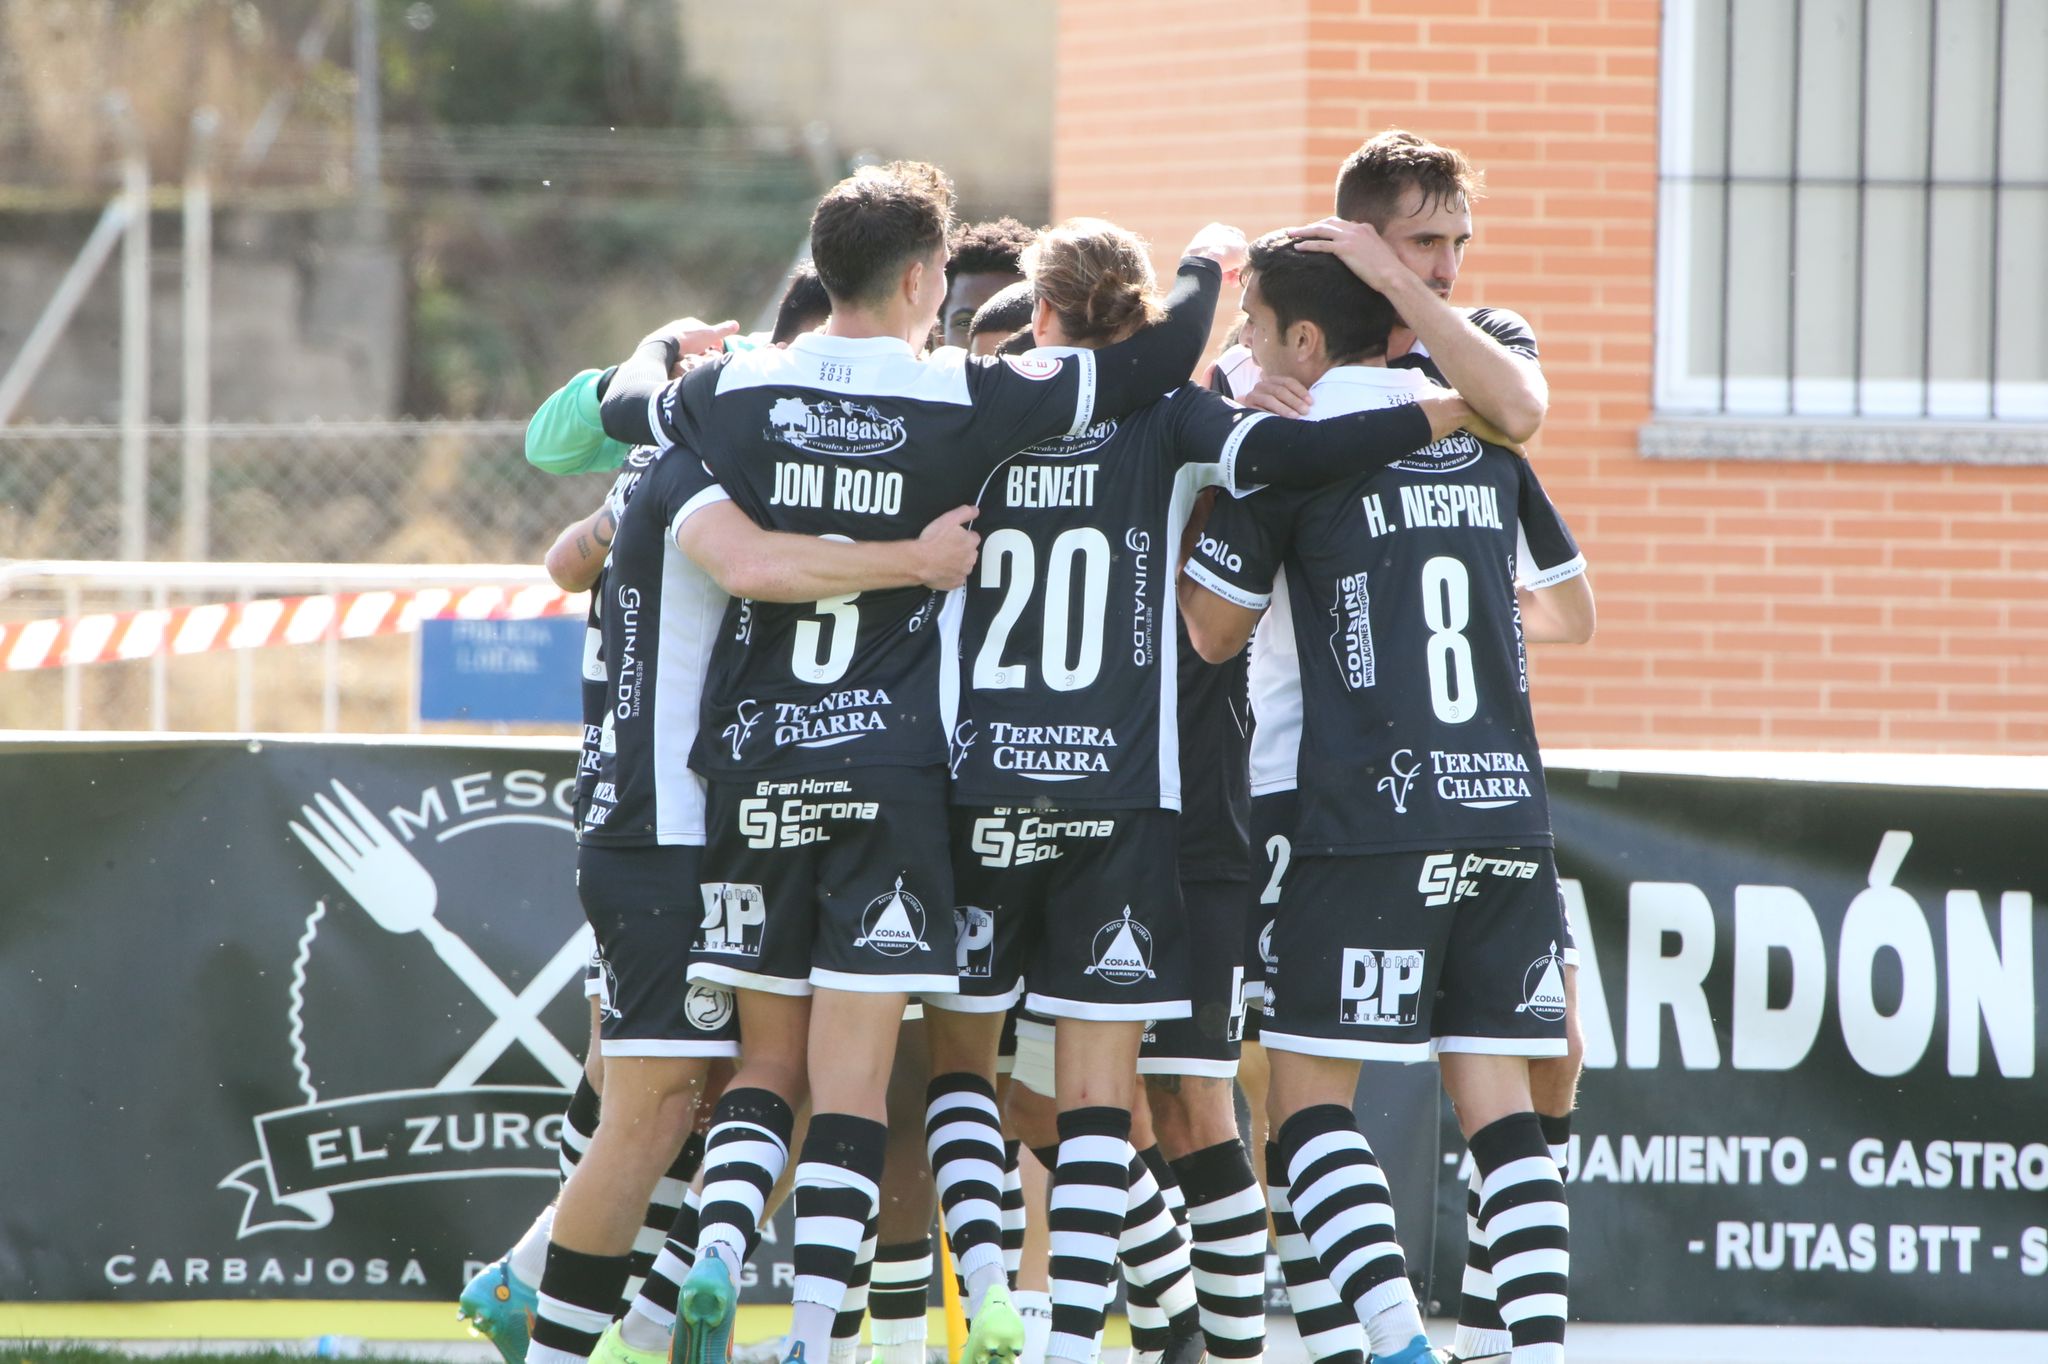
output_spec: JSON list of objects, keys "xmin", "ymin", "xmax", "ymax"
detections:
[
  {"xmin": 946, "ymin": 217, "xmax": 1037, "ymax": 285},
  {"xmin": 1021, "ymin": 217, "xmax": 1164, "ymax": 346},
  {"xmin": 1333, "ymin": 129, "xmax": 1483, "ymax": 226},
  {"xmin": 809, "ymin": 160, "xmax": 956, "ymax": 305},
  {"xmin": 1245, "ymin": 231, "xmax": 1395, "ymax": 364}
]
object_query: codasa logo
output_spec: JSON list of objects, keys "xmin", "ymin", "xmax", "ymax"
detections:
[
  {"xmin": 766, "ymin": 396, "xmax": 907, "ymax": 456},
  {"xmin": 1085, "ymin": 906, "xmax": 1155, "ymax": 985},
  {"xmin": 856, "ymin": 876, "xmax": 931, "ymax": 957},
  {"xmin": 1517, "ymin": 941, "xmax": 1568, "ymax": 1022},
  {"xmin": 219, "ymin": 773, "xmax": 590, "ymax": 1238}
]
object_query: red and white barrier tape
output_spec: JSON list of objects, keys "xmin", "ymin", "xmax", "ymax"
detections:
[{"xmin": 0, "ymin": 584, "xmax": 585, "ymax": 672}]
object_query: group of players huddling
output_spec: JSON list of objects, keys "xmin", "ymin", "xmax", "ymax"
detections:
[{"xmin": 459, "ymin": 129, "xmax": 1595, "ymax": 1364}]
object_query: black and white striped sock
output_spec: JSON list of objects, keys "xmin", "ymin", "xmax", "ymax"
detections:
[
  {"xmin": 620, "ymin": 1185, "xmax": 701, "ymax": 1349},
  {"xmin": 1471, "ymin": 1112, "xmax": 1569, "ymax": 1364},
  {"xmin": 1452, "ymin": 1160, "xmax": 1510, "ymax": 1362},
  {"xmin": 1047, "ymin": 1107, "xmax": 1133, "ymax": 1364},
  {"xmin": 868, "ymin": 1237, "xmax": 932, "ymax": 1364},
  {"xmin": 558, "ymin": 1076, "xmax": 600, "ymax": 1183},
  {"xmin": 696, "ymin": 1088, "xmax": 794, "ymax": 1273},
  {"xmin": 1002, "ymin": 1138, "xmax": 1027, "ymax": 1287},
  {"xmin": 1120, "ymin": 1145, "xmax": 1197, "ymax": 1354},
  {"xmin": 1173, "ymin": 1140, "xmax": 1266, "ymax": 1362},
  {"xmin": 830, "ymin": 1214, "xmax": 880, "ymax": 1364},
  {"xmin": 1539, "ymin": 1111, "xmax": 1574, "ymax": 1179},
  {"xmin": 621, "ymin": 1130, "xmax": 705, "ymax": 1312},
  {"xmin": 789, "ymin": 1113, "xmax": 890, "ymax": 1363},
  {"xmin": 927, "ymin": 1072, "xmax": 1010, "ymax": 1311},
  {"xmin": 1276, "ymin": 1106, "xmax": 1422, "ymax": 1360},
  {"xmin": 530, "ymin": 1243, "xmax": 629, "ymax": 1364},
  {"xmin": 1264, "ymin": 1143, "xmax": 1365, "ymax": 1364}
]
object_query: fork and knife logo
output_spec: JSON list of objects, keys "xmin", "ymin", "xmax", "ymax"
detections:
[{"xmin": 289, "ymin": 779, "xmax": 585, "ymax": 1089}]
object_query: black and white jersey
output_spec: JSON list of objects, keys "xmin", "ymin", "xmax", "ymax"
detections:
[
  {"xmin": 1216, "ymin": 307, "xmax": 1541, "ymax": 801},
  {"xmin": 573, "ymin": 451, "xmax": 659, "ymax": 830},
  {"xmin": 1391, "ymin": 306, "xmax": 1541, "ymax": 383},
  {"xmin": 646, "ymin": 334, "xmax": 1111, "ymax": 781},
  {"xmin": 1185, "ymin": 364, "xmax": 1585, "ymax": 854},
  {"xmin": 948, "ymin": 375, "xmax": 1281, "ymax": 810},
  {"xmin": 578, "ymin": 446, "xmax": 733, "ymax": 846}
]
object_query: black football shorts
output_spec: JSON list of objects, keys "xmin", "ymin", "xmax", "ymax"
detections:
[
  {"xmin": 944, "ymin": 805, "xmax": 1191, "ymax": 1023},
  {"xmin": 577, "ymin": 843, "xmax": 739, "ymax": 1058},
  {"xmin": 693, "ymin": 766, "xmax": 959, "ymax": 998},
  {"xmin": 1262, "ymin": 846, "xmax": 1570, "ymax": 1063}
]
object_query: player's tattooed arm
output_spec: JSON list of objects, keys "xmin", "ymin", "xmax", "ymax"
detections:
[
  {"xmin": 676, "ymin": 502, "xmax": 983, "ymax": 602},
  {"xmin": 1517, "ymin": 573, "xmax": 1596, "ymax": 645},
  {"xmin": 1288, "ymin": 217, "xmax": 1548, "ymax": 442},
  {"xmin": 544, "ymin": 501, "xmax": 618, "ymax": 592}
]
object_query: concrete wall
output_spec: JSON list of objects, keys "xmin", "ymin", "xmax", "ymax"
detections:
[
  {"xmin": 0, "ymin": 208, "xmax": 401, "ymax": 424},
  {"xmin": 1053, "ymin": 0, "xmax": 2048, "ymax": 752},
  {"xmin": 679, "ymin": 1, "xmax": 1053, "ymax": 217}
]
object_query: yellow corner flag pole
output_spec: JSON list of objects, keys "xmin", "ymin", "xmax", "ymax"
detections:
[{"xmin": 939, "ymin": 1223, "xmax": 968, "ymax": 1363}]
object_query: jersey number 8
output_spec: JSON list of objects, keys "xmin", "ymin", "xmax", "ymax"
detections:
[{"xmin": 1421, "ymin": 555, "xmax": 1477, "ymax": 724}]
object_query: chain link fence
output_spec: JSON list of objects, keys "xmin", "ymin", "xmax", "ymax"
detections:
[
  {"xmin": 0, "ymin": 420, "xmax": 614, "ymax": 563},
  {"xmin": 0, "ymin": 420, "xmax": 614, "ymax": 733}
]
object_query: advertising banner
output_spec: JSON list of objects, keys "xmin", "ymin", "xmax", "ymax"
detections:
[
  {"xmin": 4, "ymin": 739, "xmax": 2042, "ymax": 1332},
  {"xmin": 1426, "ymin": 762, "xmax": 2045, "ymax": 1330}
]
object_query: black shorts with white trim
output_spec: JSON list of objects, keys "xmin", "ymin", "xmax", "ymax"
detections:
[
  {"xmin": 692, "ymin": 765, "xmax": 959, "ymax": 998},
  {"xmin": 1138, "ymin": 878, "xmax": 1251, "ymax": 1076},
  {"xmin": 577, "ymin": 843, "xmax": 739, "ymax": 1058},
  {"xmin": 1262, "ymin": 846, "xmax": 1569, "ymax": 1063},
  {"xmin": 945, "ymin": 805, "xmax": 1190, "ymax": 1023}
]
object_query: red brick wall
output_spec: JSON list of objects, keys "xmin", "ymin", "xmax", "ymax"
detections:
[{"xmin": 1054, "ymin": 0, "xmax": 2048, "ymax": 751}]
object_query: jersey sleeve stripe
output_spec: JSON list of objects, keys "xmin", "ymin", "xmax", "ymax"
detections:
[
  {"xmin": 1184, "ymin": 559, "xmax": 1271, "ymax": 611},
  {"xmin": 1066, "ymin": 349, "xmax": 1100, "ymax": 437},
  {"xmin": 1518, "ymin": 553, "xmax": 1587, "ymax": 591},
  {"xmin": 645, "ymin": 386, "xmax": 674, "ymax": 451},
  {"xmin": 1216, "ymin": 410, "xmax": 1271, "ymax": 495},
  {"xmin": 670, "ymin": 479, "xmax": 733, "ymax": 542}
]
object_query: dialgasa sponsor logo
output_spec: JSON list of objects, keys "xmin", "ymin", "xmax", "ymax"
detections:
[
  {"xmin": 766, "ymin": 396, "xmax": 907, "ymax": 456},
  {"xmin": 1390, "ymin": 428, "xmax": 1484, "ymax": 474},
  {"xmin": 1025, "ymin": 416, "xmax": 1118, "ymax": 458}
]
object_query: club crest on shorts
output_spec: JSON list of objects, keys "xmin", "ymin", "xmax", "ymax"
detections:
[
  {"xmin": 856, "ymin": 876, "xmax": 930, "ymax": 956},
  {"xmin": 685, "ymin": 982, "xmax": 735, "ymax": 1032},
  {"xmin": 955, "ymin": 904, "xmax": 995, "ymax": 978},
  {"xmin": 1516, "ymin": 941, "xmax": 1568, "ymax": 1021},
  {"xmin": 1085, "ymin": 905, "xmax": 1154, "ymax": 984}
]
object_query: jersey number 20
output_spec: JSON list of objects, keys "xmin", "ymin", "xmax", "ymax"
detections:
[{"xmin": 972, "ymin": 527, "xmax": 1110, "ymax": 693}]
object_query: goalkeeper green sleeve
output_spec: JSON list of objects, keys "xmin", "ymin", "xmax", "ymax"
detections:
[{"xmin": 525, "ymin": 367, "xmax": 630, "ymax": 475}]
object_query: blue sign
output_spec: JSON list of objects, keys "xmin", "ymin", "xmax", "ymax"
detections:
[{"xmin": 417, "ymin": 617, "xmax": 582, "ymax": 724}]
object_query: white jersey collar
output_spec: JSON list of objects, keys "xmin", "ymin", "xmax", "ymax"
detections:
[{"xmin": 790, "ymin": 332, "xmax": 919, "ymax": 359}]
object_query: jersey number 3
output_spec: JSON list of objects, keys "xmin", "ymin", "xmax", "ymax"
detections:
[
  {"xmin": 972, "ymin": 527, "xmax": 1111, "ymax": 693},
  {"xmin": 793, "ymin": 593, "xmax": 860, "ymax": 684}
]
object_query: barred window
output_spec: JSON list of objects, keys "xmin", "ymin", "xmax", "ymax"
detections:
[{"xmin": 1655, "ymin": 0, "xmax": 2048, "ymax": 429}]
